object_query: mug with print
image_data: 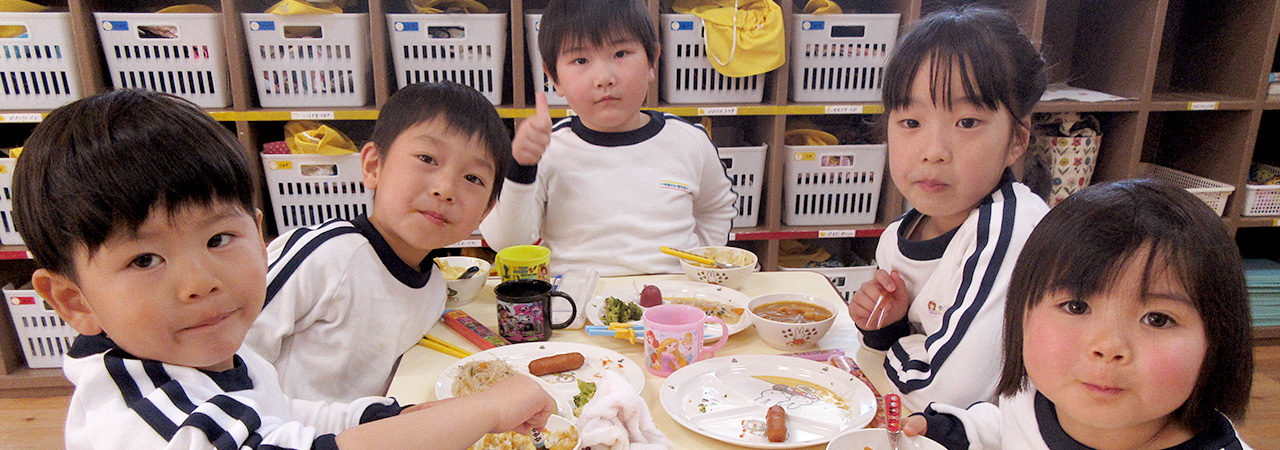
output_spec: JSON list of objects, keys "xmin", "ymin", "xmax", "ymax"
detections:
[
  {"xmin": 642, "ymin": 304, "xmax": 729, "ymax": 377},
  {"xmin": 495, "ymin": 245, "xmax": 551, "ymax": 282},
  {"xmin": 494, "ymin": 279, "xmax": 576, "ymax": 342}
]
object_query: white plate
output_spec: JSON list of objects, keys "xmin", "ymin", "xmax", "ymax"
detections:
[
  {"xmin": 585, "ymin": 280, "xmax": 752, "ymax": 339},
  {"xmin": 435, "ymin": 342, "xmax": 646, "ymax": 420},
  {"xmin": 826, "ymin": 429, "xmax": 946, "ymax": 450},
  {"xmin": 659, "ymin": 355, "xmax": 877, "ymax": 449}
]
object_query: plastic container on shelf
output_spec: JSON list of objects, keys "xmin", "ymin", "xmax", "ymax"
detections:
[
  {"xmin": 387, "ymin": 13, "xmax": 507, "ymax": 105},
  {"xmin": 789, "ymin": 13, "xmax": 899, "ymax": 103},
  {"xmin": 1138, "ymin": 163, "xmax": 1235, "ymax": 216},
  {"xmin": 0, "ymin": 158, "xmax": 21, "ymax": 245},
  {"xmin": 0, "ymin": 12, "xmax": 82, "ymax": 110},
  {"xmin": 1243, "ymin": 162, "xmax": 1280, "ymax": 217},
  {"xmin": 659, "ymin": 14, "xmax": 764, "ymax": 104},
  {"xmin": 778, "ymin": 264, "xmax": 875, "ymax": 304},
  {"xmin": 261, "ymin": 149, "xmax": 372, "ymax": 234},
  {"xmin": 242, "ymin": 13, "xmax": 371, "ymax": 108},
  {"xmin": 782, "ymin": 144, "xmax": 886, "ymax": 226},
  {"xmin": 719, "ymin": 144, "xmax": 766, "ymax": 228},
  {"xmin": 523, "ymin": 13, "xmax": 567, "ymax": 105},
  {"xmin": 94, "ymin": 12, "xmax": 231, "ymax": 108},
  {"xmin": 4, "ymin": 284, "xmax": 76, "ymax": 369}
]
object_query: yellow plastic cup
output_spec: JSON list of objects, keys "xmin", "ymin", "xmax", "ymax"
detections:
[{"xmin": 495, "ymin": 245, "xmax": 551, "ymax": 282}]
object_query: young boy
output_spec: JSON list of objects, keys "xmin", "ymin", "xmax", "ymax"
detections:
[
  {"xmin": 13, "ymin": 89, "xmax": 553, "ymax": 449},
  {"xmin": 245, "ymin": 82, "xmax": 510, "ymax": 402},
  {"xmin": 478, "ymin": 0, "xmax": 738, "ymax": 277}
]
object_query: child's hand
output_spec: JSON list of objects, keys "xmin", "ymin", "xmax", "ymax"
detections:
[
  {"xmin": 902, "ymin": 414, "xmax": 928, "ymax": 437},
  {"xmin": 849, "ymin": 269, "xmax": 909, "ymax": 330},
  {"xmin": 480, "ymin": 375, "xmax": 557, "ymax": 434},
  {"xmin": 512, "ymin": 92, "xmax": 553, "ymax": 166}
]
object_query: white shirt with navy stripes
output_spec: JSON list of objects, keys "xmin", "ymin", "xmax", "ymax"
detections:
[
  {"xmin": 62, "ymin": 334, "xmax": 402, "ymax": 450},
  {"xmin": 859, "ymin": 170, "xmax": 1049, "ymax": 413},
  {"xmin": 479, "ymin": 110, "xmax": 738, "ymax": 277},
  {"xmin": 245, "ymin": 215, "xmax": 447, "ymax": 403}
]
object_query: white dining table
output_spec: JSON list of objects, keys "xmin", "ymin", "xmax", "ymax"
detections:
[{"xmin": 387, "ymin": 271, "xmax": 894, "ymax": 450}]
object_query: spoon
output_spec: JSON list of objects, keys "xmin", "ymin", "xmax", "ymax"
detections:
[
  {"xmin": 457, "ymin": 266, "xmax": 481, "ymax": 279},
  {"xmin": 659, "ymin": 246, "xmax": 738, "ymax": 269}
]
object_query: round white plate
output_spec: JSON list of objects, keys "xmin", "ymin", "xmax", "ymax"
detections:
[
  {"xmin": 435, "ymin": 342, "xmax": 646, "ymax": 420},
  {"xmin": 585, "ymin": 280, "xmax": 753, "ymax": 339},
  {"xmin": 659, "ymin": 355, "xmax": 877, "ymax": 449},
  {"xmin": 826, "ymin": 429, "xmax": 946, "ymax": 450}
]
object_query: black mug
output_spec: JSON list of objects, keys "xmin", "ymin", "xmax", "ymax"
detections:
[{"xmin": 494, "ymin": 279, "xmax": 577, "ymax": 342}]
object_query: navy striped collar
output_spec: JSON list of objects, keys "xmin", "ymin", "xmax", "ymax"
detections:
[
  {"xmin": 567, "ymin": 110, "xmax": 665, "ymax": 147},
  {"xmin": 353, "ymin": 215, "xmax": 434, "ymax": 288},
  {"xmin": 68, "ymin": 333, "xmax": 253, "ymax": 391}
]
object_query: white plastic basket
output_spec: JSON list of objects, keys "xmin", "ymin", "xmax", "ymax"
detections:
[
  {"xmin": 261, "ymin": 152, "xmax": 372, "ymax": 233},
  {"xmin": 1139, "ymin": 163, "xmax": 1234, "ymax": 216},
  {"xmin": 789, "ymin": 13, "xmax": 899, "ymax": 103},
  {"xmin": 0, "ymin": 12, "xmax": 81, "ymax": 110},
  {"xmin": 95, "ymin": 12, "xmax": 231, "ymax": 108},
  {"xmin": 783, "ymin": 144, "xmax": 886, "ymax": 226},
  {"xmin": 243, "ymin": 13, "xmax": 371, "ymax": 108},
  {"xmin": 4, "ymin": 284, "xmax": 75, "ymax": 369},
  {"xmin": 523, "ymin": 13, "xmax": 567, "ymax": 105},
  {"xmin": 659, "ymin": 14, "xmax": 764, "ymax": 104},
  {"xmin": 719, "ymin": 144, "xmax": 766, "ymax": 228},
  {"xmin": 0, "ymin": 158, "xmax": 21, "ymax": 245},
  {"xmin": 1244, "ymin": 163, "xmax": 1280, "ymax": 216},
  {"xmin": 779, "ymin": 264, "xmax": 875, "ymax": 304},
  {"xmin": 387, "ymin": 13, "xmax": 507, "ymax": 105}
]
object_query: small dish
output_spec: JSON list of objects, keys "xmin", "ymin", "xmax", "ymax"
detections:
[
  {"xmin": 747, "ymin": 293, "xmax": 840, "ymax": 350},
  {"xmin": 678, "ymin": 246, "xmax": 757, "ymax": 289},
  {"xmin": 435, "ymin": 256, "xmax": 491, "ymax": 307}
]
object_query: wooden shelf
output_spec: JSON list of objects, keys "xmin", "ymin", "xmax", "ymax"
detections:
[{"xmin": 0, "ymin": 367, "xmax": 72, "ymax": 399}]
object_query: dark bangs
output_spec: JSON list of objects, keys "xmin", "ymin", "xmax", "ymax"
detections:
[{"xmin": 538, "ymin": 0, "xmax": 657, "ymax": 82}]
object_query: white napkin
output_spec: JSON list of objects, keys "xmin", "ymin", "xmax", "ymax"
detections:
[{"xmin": 576, "ymin": 371, "xmax": 672, "ymax": 450}]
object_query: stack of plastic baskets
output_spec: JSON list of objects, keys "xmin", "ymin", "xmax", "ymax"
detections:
[
  {"xmin": 0, "ymin": 12, "xmax": 81, "ymax": 110},
  {"xmin": 95, "ymin": 12, "xmax": 231, "ymax": 108},
  {"xmin": 783, "ymin": 144, "xmax": 886, "ymax": 226},
  {"xmin": 719, "ymin": 145, "xmax": 766, "ymax": 228},
  {"xmin": 0, "ymin": 157, "xmax": 21, "ymax": 245},
  {"xmin": 4, "ymin": 285, "xmax": 76, "ymax": 369},
  {"xmin": 387, "ymin": 13, "xmax": 507, "ymax": 105},
  {"xmin": 789, "ymin": 13, "xmax": 899, "ymax": 103},
  {"xmin": 659, "ymin": 14, "xmax": 764, "ymax": 104},
  {"xmin": 261, "ymin": 148, "xmax": 372, "ymax": 234},
  {"xmin": 1139, "ymin": 163, "xmax": 1235, "ymax": 216},
  {"xmin": 523, "ymin": 13, "xmax": 567, "ymax": 105},
  {"xmin": 243, "ymin": 13, "xmax": 371, "ymax": 107},
  {"xmin": 1244, "ymin": 163, "xmax": 1280, "ymax": 216}
]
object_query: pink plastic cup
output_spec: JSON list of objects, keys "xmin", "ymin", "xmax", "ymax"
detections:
[{"xmin": 642, "ymin": 304, "xmax": 729, "ymax": 377}]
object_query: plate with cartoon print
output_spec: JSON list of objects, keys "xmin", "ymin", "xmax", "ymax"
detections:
[
  {"xmin": 659, "ymin": 354, "xmax": 877, "ymax": 449},
  {"xmin": 585, "ymin": 280, "xmax": 753, "ymax": 340},
  {"xmin": 435, "ymin": 342, "xmax": 645, "ymax": 421}
]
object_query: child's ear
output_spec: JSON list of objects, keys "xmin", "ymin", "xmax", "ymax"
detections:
[
  {"xmin": 360, "ymin": 141, "xmax": 382, "ymax": 191},
  {"xmin": 1005, "ymin": 117, "xmax": 1032, "ymax": 167},
  {"xmin": 544, "ymin": 61, "xmax": 560, "ymax": 91},
  {"xmin": 31, "ymin": 269, "xmax": 103, "ymax": 336},
  {"xmin": 648, "ymin": 45, "xmax": 661, "ymax": 83}
]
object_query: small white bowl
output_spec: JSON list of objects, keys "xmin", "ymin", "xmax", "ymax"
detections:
[
  {"xmin": 678, "ymin": 245, "xmax": 757, "ymax": 289},
  {"xmin": 826, "ymin": 428, "xmax": 945, "ymax": 450},
  {"xmin": 435, "ymin": 256, "xmax": 491, "ymax": 307},
  {"xmin": 747, "ymin": 293, "xmax": 838, "ymax": 350}
]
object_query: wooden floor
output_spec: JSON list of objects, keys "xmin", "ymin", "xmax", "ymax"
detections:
[{"xmin": 3, "ymin": 346, "xmax": 1279, "ymax": 449}]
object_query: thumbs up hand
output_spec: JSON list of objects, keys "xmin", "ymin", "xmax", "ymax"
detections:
[{"xmin": 512, "ymin": 92, "xmax": 553, "ymax": 166}]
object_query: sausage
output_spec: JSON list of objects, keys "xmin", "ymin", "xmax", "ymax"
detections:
[
  {"xmin": 527, "ymin": 352, "xmax": 585, "ymax": 376},
  {"xmin": 766, "ymin": 405, "xmax": 786, "ymax": 442}
]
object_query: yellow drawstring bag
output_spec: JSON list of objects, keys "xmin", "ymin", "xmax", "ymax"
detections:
[
  {"xmin": 784, "ymin": 129, "xmax": 838, "ymax": 146},
  {"xmin": 284, "ymin": 121, "xmax": 358, "ymax": 155},
  {"xmin": 672, "ymin": 0, "xmax": 785, "ymax": 78},
  {"xmin": 803, "ymin": 0, "xmax": 842, "ymax": 14},
  {"xmin": 157, "ymin": 4, "xmax": 216, "ymax": 13},
  {"xmin": 410, "ymin": 0, "xmax": 489, "ymax": 14},
  {"xmin": 0, "ymin": 0, "xmax": 48, "ymax": 39},
  {"xmin": 265, "ymin": 0, "xmax": 341, "ymax": 15},
  {"xmin": 7, "ymin": 147, "xmax": 22, "ymax": 159}
]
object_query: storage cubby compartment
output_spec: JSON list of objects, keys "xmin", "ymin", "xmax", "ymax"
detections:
[
  {"xmin": 94, "ymin": 11, "xmax": 231, "ymax": 108},
  {"xmin": 788, "ymin": 13, "xmax": 899, "ymax": 103},
  {"xmin": 523, "ymin": 11, "xmax": 568, "ymax": 105},
  {"xmin": 1039, "ymin": 0, "xmax": 1159, "ymax": 101},
  {"xmin": 242, "ymin": 12, "xmax": 372, "ymax": 107},
  {"xmin": 1153, "ymin": 0, "xmax": 1276, "ymax": 102},
  {"xmin": 659, "ymin": 13, "xmax": 765, "ymax": 104},
  {"xmin": 1141, "ymin": 111, "xmax": 1255, "ymax": 215},
  {"xmin": 705, "ymin": 115, "xmax": 772, "ymax": 229},
  {"xmin": 3, "ymin": 284, "xmax": 74, "ymax": 369},
  {"xmin": 386, "ymin": 12, "xmax": 508, "ymax": 105},
  {"xmin": 251, "ymin": 120, "xmax": 375, "ymax": 235},
  {"xmin": 777, "ymin": 238, "xmax": 877, "ymax": 304},
  {"xmin": 0, "ymin": 11, "xmax": 81, "ymax": 110}
]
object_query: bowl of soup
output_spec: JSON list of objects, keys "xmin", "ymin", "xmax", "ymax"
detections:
[{"xmin": 747, "ymin": 294, "xmax": 838, "ymax": 350}]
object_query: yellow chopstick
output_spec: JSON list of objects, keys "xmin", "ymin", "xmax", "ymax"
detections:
[
  {"xmin": 423, "ymin": 334, "xmax": 471, "ymax": 355},
  {"xmin": 418, "ymin": 335, "xmax": 472, "ymax": 359}
]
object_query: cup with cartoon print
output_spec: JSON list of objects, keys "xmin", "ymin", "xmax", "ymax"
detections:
[
  {"xmin": 642, "ymin": 304, "xmax": 729, "ymax": 377},
  {"xmin": 494, "ymin": 279, "xmax": 576, "ymax": 342}
]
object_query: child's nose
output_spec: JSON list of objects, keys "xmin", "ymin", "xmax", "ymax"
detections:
[
  {"xmin": 180, "ymin": 259, "xmax": 221, "ymax": 300},
  {"xmin": 593, "ymin": 64, "xmax": 616, "ymax": 87},
  {"xmin": 431, "ymin": 178, "xmax": 456, "ymax": 203},
  {"xmin": 1088, "ymin": 326, "xmax": 1131, "ymax": 363},
  {"xmin": 920, "ymin": 125, "xmax": 950, "ymax": 162}
]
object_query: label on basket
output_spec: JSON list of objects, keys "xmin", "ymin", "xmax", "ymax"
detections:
[
  {"xmin": 249, "ymin": 21, "xmax": 276, "ymax": 31},
  {"xmin": 819, "ymin": 230, "xmax": 859, "ymax": 238},
  {"xmin": 394, "ymin": 21, "xmax": 419, "ymax": 32},
  {"xmin": 291, "ymin": 111, "xmax": 335, "ymax": 120},
  {"xmin": 446, "ymin": 239, "xmax": 482, "ymax": 248},
  {"xmin": 268, "ymin": 161, "xmax": 294, "ymax": 170},
  {"xmin": 101, "ymin": 20, "xmax": 129, "ymax": 31},
  {"xmin": 1187, "ymin": 102, "xmax": 1218, "ymax": 111},
  {"xmin": 801, "ymin": 20, "xmax": 825, "ymax": 31},
  {"xmin": 794, "ymin": 152, "xmax": 816, "ymax": 161},
  {"xmin": 0, "ymin": 113, "xmax": 42, "ymax": 123},
  {"xmin": 671, "ymin": 20, "xmax": 695, "ymax": 31},
  {"xmin": 824, "ymin": 105, "xmax": 864, "ymax": 115},
  {"xmin": 10, "ymin": 296, "xmax": 34, "ymax": 306},
  {"xmin": 697, "ymin": 107, "xmax": 738, "ymax": 116}
]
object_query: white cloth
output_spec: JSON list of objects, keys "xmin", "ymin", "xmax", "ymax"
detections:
[
  {"xmin": 245, "ymin": 216, "xmax": 447, "ymax": 403},
  {"xmin": 576, "ymin": 371, "xmax": 672, "ymax": 450},
  {"xmin": 480, "ymin": 111, "xmax": 738, "ymax": 277}
]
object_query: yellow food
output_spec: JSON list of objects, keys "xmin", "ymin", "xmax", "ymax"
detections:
[
  {"xmin": 666, "ymin": 296, "xmax": 744, "ymax": 324},
  {"xmin": 752, "ymin": 301, "xmax": 833, "ymax": 323},
  {"xmin": 469, "ymin": 427, "xmax": 578, "ymax": 450},
  {"xmin": 688, "ymin": 248, "xmax": 753, "ymax": 268},
  {"xmin": 452, "ymin": 359, "xmax": 517, "ymax": 397},
  {"xmin": 436, "ymin": 259, "xmax": 468, "ymax": 280}
]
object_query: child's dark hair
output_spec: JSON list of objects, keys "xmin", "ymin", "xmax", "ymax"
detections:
[
  {"xmin": 13, "ymin": 89, "xmax": 256, "ymax": 279},
  {"xmin": 368, "ymin": 81, "xmax": 510, "ymax": 207},
  {"xmin": 882, "ymin": 6, "xmax": 1046, "ymax": 125},
  {"xmin": 999, "ymin": 179, "xmax": 1252, "ymax": 429},
  {"xmin": 537, "ymin": 0, "xmax": 658, "ymax": 82}
]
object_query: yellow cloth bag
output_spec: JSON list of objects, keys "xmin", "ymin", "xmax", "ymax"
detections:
[
  {"xmin": 157, "ymin": 5, "xmax": 216, "ymax": 13},
  {"xmin": 265, "ymin": 0, "xmax": 341, "ymax": 15},
  {"xmin": 409, "ymin": 0, "xmax": 489, "ymax": 14},
  {"xmin": 284, "ymin": 121, "xmax": 358, "ymax": 155},
  {"xmin": 803, "ymin": 0, "xmax": 842, "ymax": 14},
  {"xmin": 784, "ymin": 129, "xmax": 838, "ymax": 146},
  {"xmin": 672, "ymin": 0, "xmax": 785, "ymax": 78},
  {"xmin": 7, "ymin": 147, "xmax": 22, "ymax": 159},
  {"xmin": 0, "ymin": 0, "xmax": 49, "ymax": 39}
]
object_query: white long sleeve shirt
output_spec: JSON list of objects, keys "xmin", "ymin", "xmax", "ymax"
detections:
[{"xmin": 480, "ymin": 111, "xmax": 738, "ymax": 277}]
